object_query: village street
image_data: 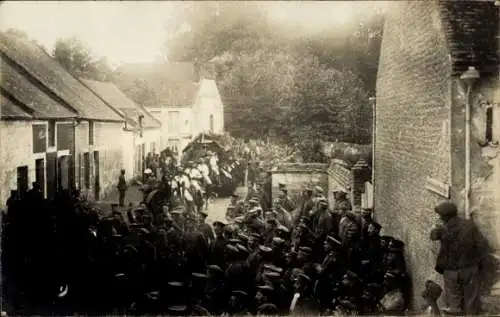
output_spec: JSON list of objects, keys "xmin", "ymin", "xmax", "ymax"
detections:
[{"xmin": 96, "ymin": 184, "xmax": 247, "ymax": 225}]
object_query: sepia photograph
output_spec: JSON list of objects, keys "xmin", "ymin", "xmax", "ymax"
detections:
[{"xmin": 0, "ymin": 0, "xmax": 499, "ymax": 315}]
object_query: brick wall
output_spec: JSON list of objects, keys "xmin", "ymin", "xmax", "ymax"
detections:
[{"xmin": 375, "ymin": 0, "xmax": 452, "ymax": 309}]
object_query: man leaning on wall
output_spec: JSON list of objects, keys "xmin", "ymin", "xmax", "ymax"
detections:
[{"xmin": 430, "ymin": 201, "xmax": 488, "ymax": 315}]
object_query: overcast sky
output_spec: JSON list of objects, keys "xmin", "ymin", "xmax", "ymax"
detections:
[{"xmin": 0, "ymin": 1, "xmax": 385, "ymax": 67}]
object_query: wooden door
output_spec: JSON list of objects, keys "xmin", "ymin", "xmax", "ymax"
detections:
[
  {"xmin": 46, "ymin": 152, "xmax": 57, "ymax": 200},
  {"xmin": 58, "ymin": 155, "xmax": 70, "ymax": 191},
  {"xmin": 16, "ymin": 166, "xmax": 29, "ymax": 198},
  {"xmin": 93, "ymin": 151, "xmax": 100, "ymax": 200},
  {"xmin": 35, "ymin": 158, "xmax": 45, "ymax": 198}
]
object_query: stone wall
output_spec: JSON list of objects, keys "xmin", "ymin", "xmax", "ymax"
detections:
[
  {"xmin": 327, "ymin": 160, "xmax": 352, "ymax": 208},
  {"xmin": 375, "ymin": 0, "xmax": 452, "ymax": 309},
  {"xmin": 270, "ymin": 163, "xmax": 328, "ymax": 207},
  {"xmin": 0, "ymin": 121, "xmax": 36, "ymax": 205},
  {"xmin": 75, "ymin": 121, "xmax": 125, "ymax": 200}
]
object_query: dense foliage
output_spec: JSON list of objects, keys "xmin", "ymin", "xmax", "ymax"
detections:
[
  {"xmin": 52, "ymin": 37, "xmax": 113, "ymax": 81},
  {"xmin": 164, "ymin": 3, "xmax": 384, "ymax": 146}
]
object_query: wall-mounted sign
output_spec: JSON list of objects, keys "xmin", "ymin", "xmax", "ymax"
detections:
[{"xmin": 425, "ymin": 177, "xmax": 450, "ymax": 198}]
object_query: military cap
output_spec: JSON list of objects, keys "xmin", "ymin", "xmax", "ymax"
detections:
[
  {"xmin": 299, "ymin": 216, "xmax": 309, "ymax": 224},
  {"xmin": 232, "ymin": 290, "xmax": 249, "ymax": 297},
  {"xmin": 263, "ymin": 264, "xmax": 283, "ymax": 273},
  {"xmin": 434, "ymin": 201, "xmax": 458, "ymax": 217},
  {"xmin": 234, "ymin": 216, "xmax": 245, "ymax": 224},
  {"xmin": 167, "ymin": 305, "xmax": 188, "ymax": 312},
  {"xmin": 171, "ymin": 209, "xmax": 184, "ymax": 215},
  {"xmin": 304, "ymin": 187, "xmax": 313, "ymax": 192},
  {"xmin": 298, "ymin": 272, "xmax": 312, "ymax": 282},
  {"xmin": 277, "ymin": 224, "xmax": 290, "ymax": 233},
  {"xmin": 298, "ymin": 246, "xmax": 312, "ymax": 254},
  {"xmin": 168, "ymin": 281, "xmax": 184, "ymax": 287},
  {"xmin": 326, "ymin": 235, "xmax": 342, "ymax": 246},
  {"xmin": 200, "ymin": 210, "xmax": 209, "ymax": 217},
  {"xmin": 388, "ymin": 239, "xmax": 405, "ymax": 251},
  {"xmin": 263, "ymin": 271, "xmax": 281, "ymax": 279},
  {"xmin": 146, "ymin": 291, "xmax": 160, "ymax": 300},
  {"xmin": 236, "ymin": 244, "xmax": 248, "ymax": 253},
  {"xmin": 249, "ymin": 198, "xmax": 259, "ymax": 204},
  {"xmin": 272, "ymin": 237, "xmax": 285, "ymax": 245},
  {"xmin": 226, "ymin": 244, "xmax": 239, "ymax": 253},
  {"xmin": 207, "ymin": 265, "xmax": 224, "ymax": 274},
  {"xmin": 139, "ymin": 228, "xmax": 150, "ymax": 235},
  {"xmin": 213, "ymin": 220, "xmax": 227, "ymax": 227},
  {"xmin": 257, "ymin": 284, "xmax": 274, "ymax": 292},
  {"xmin": 229, "ymin": 238, "xmax": 242, "ymax": 244},
  {"xmin": 192, "ymin": 272, "xmax": 208, "ymax": 279},
  {"xmin": 258, "ymin": 245, "xmax": 273, "ymax": 253},
  {"xmin": 124, "ymin": 244, "xmax": 138, "ymax": 253},
  {"xmin": 384, "ymin": 270, "xmax": 401, "ymax": 280},
  {"xmin": 278, "ymin": 182, "xmax": 286, "ymax": 188},
  {"xmin": 237, "ymin": 233, "xmax": 249, "ymax": 242},
  {"xmin": 115, "ymin": 272, "xmax": 126, "ymax": 279},
  {"xmin": 314, "ymin": 186, "xmax": 323, "ymax": 193},
  {"xmin": 257, "ymin": 303, "xmax": 278, "ymax": 314},
  {"xmin": 343, "ymin": 270, "xmax": 361, "ymax": 282},
  {"xmin": 318, "ymin": 200, "xmax": 329, "ymax": 208},
  {"xmin": 231, "ymin": 193, "xmax": 240, "ymax": 198},
  {"xmin": 337, "ymin": 299, "xmax": 357, "ymax": 310},
  {"xmin": 250, "ymin": 233, "xmax": 263, "ymax": 241}
]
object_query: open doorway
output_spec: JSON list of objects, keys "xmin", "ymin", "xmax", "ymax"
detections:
[{"xmin": 16, "ymin": 166, "xmax": 28, "ymax": 198}]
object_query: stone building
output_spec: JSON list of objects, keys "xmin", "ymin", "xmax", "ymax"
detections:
[
  {"xmin": 0, "ymin": 32, "xmax": 126, "ymax": 203},
  {"xmin": 375, "ymin": 0, "xmax": 499, "ymax": 310},
  {"xmin": 114, "ymin": 62, "xmax": 225, "ymax": 157},
  {"xmin": 81, "ymin": 79, "xmax": 162, "ymax": 181}
]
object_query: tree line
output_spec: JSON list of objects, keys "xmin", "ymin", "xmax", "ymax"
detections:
[{"xmin": 5, "ymin": 2, "xmax": 384, "ymax": 149}]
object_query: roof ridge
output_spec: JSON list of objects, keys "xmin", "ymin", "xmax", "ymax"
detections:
[
  {"xmin": 0, "ymin": 87, "xmax": 36, "ymax": 115},
  {"xmin": 0, "ymin": 51, "xmax": 80, "ymax": 116},
  {"xmin": 78, "ymin": 77, "xmax": 126, "ymax": 121}
]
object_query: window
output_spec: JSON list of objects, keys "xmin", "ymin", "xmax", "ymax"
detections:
[
  {"xmin": 167, "ymin": 111, "xmax": 180, "ymax": 134},
  {"xmin": 32, "ymin": 124, "xmax": 47, "ymax": 153},
  {"xmin": 486, "ymin": 105, "xmax": 493, "ymax": 143},
  {"xmin": 209, "ymin": 114, "xmax": 214, "ymax": 132},
  {"xmin": 48, "ymin": 120, "xmax": 56, "ymax": 147},
  {"xmin": 89, "ymin": 121, "xmax": 94, "ymax": 145}
]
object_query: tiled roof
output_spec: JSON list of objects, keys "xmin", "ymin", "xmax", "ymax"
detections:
[
  {"xmin": 0, "ymin": 91, "xmax": 33, "ymax": 120},
  {"xmin": 0, "ymin": 55, "xmax": 76, "ymax": 120},
  {"xmin": 0, "ymin": 32, "xmax": 123, "ymax": 122},
  {"xmin": 81, "ymin": 79, "xmax": 161, "ymax": 129},
  {"xmin": 113, "ymin": 61, "xmax": 201, "ymax": 108},
  {"xmin": 439, "ymin": 1, "xmax": 498, "ymax": 76}
]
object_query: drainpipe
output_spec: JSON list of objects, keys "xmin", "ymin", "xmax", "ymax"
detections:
[
  {"xmin": 460, "ymin": 66, "xmax": 480, "ymax": 219},
  {"xmin": 369, "ymin": 96, "xmax": 376, "ymax": 211}
]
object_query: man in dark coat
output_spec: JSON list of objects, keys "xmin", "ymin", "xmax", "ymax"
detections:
[{"xmin": 430, "ymin": 201, "xmax": 487, "ymax": 315}]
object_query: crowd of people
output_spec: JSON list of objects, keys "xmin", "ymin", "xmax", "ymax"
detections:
[{"xmin": 1, "ymin": 142, "xmax": 453, "ymax": 316}]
